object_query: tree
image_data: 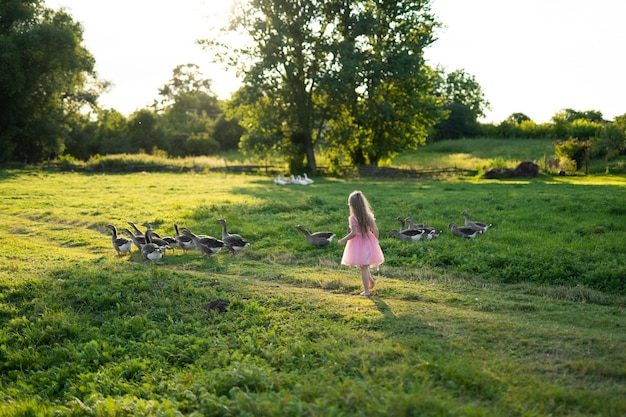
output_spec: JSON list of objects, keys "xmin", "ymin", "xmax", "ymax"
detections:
[
  {"xmin": 554, "ymin": 137, "xmax": 593, "ymax": 171},
  {"xmin": 157, "ymin": 64, "xmax": 217, "ymax": 111},
  {"xmin": 157, "ymin": 64, "xmax": 222, "ymax": 156},
  {"xmin": 320, "ymin": 0, "xmax": 445, "ymax": 166},
  {"xmin": 429, "ymin": 68, "xmax": 489, "ymax": 141},
  {"xmin": 553, "ymin": 108, "xmax": 605, "ymax": 124},
  {"xmin": 95, "ymin": 109, "xmax": 129, "ymax": 154},
  {"xmin": 207, "ymin": 0, "xmax": 445, "ymax": 170},
  {"xmin": 127, "ymin": 110, "xmax": 166, "ymax": 154},
  {"xmin": 432, "ymin": 102, "xmax": 478, "ymax": 140},
  {"xmin": 207, "ymin": 0, "xmax": 326, "ymax": 171},
  {"xmin": 506, "ymin": 113, "xmax": 531, "ymax": 125},
  {"xmin": 436, "ymin": 69, "xmax": 490, "ymax": 120},
  {"xmin": 213, "ymin": 114, "xmax": 245, "ymax": 151},
  {"xmin": 594, "ymin": 123, "xmax": 626, "ymax": 161},
  {"xmin": 0, "ymin": 0, "xmax": 99, "ymax": 162}
]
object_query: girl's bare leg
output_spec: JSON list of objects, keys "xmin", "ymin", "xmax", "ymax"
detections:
[{"xmin": 360, "ymin": 266, "xmax": 372, "ymax": 295}]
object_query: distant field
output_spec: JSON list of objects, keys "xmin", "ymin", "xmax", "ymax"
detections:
[
  {"xmin": 44, "ymin": 137, "xmax": 625, "ymax": 177},
  {"xmin": 392, "ymin": 137, "xmax": 626, "ymax": 175},
  {"xmin": 391, "ymin": 138, "xmax": 555, "ymax": 169},
  {"xmin": 0, "ymin": 169, "xmax": 624, "ymax": 415}
]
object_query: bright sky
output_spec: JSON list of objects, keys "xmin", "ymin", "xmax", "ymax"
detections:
[{"xmin": 47, "ymin": 0, "xmax": 625, "ymax": 124}]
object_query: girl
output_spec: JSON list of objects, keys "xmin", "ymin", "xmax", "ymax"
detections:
[{"xmin": 338, "ymin": 190, "xmax": 385, "ymax": 296}]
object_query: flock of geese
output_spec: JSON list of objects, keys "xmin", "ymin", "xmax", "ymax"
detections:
[
  {"xmin": 389, "ymin": 210, "xmax": 491, "ymax": 241},
  {"xmin": 273, "ymin": 174, "xmax": 315, "ymax": 185},
  {"xmin": 105, "ymin": 219, "xmax": 250, "ymax": 263},
  {"xmin": 295, "ymin": 210, "xmax": 492, "ymax": 248},
  {"xmin": 105, "ymin": 210, "xmax": 492, "ymax": 261}
]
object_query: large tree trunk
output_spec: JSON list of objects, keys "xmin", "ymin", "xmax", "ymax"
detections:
[{"xmin": 304, "ymin": 131, "xmax": 317, "ymax": 172}]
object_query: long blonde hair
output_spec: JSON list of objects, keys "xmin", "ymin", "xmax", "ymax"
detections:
[{"xmin": 348, "ymin": 190, "xmax": 375, "ymax": 235}]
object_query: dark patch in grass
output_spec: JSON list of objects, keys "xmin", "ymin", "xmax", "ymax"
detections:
[
  {"xmin": 608, "ymin": 206, "xmax": 626, "ymax": 216},
  {"xmin": 401, "ymin": 292, "xmax": 424, "ymax": 301},
  {"xmin": 202, "ymin": 299, "xmax": 230, "ymax": 313}
]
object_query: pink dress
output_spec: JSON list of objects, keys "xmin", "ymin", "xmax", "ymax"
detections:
[{"xmin": 341, "ymin": 214, "xmax": 385, "ymax": 267}]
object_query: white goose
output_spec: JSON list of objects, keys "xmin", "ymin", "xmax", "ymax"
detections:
[
  {"xmin": 274, "ymin": 175, "xmax": 290, "ymax": 185},
  {"xmin": 300, "ymin": 173, "xmax": 314, "ymax": 184}
]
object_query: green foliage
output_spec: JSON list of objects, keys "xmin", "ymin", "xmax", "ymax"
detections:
[
  {"xmin": 435, "ymin": 68, "xmax": 490, "ymax": 119},
  {"xmin": 208, "ymin": 0, "xmax": 445, "ymax": 170},
  {"xmin": 567, "ymin": 119, "xmax": 604, "ymax": 141},
  {"xmin": 431, "ymin": 102, "xmax": 478, "ymax": 140},
  {"xmin": 156, "ymin": 64, "xmax": 224, "ymax": 157},
  {"xmin": 592, "ymin": 123, "xmax": 626, "ymax": 160},
  {"xmin": 429, "ymin": 68, "xmax": 491, "ymax": 141},
  {"xmin": 319, "ymin": 3, "xmax": 445, "ymax": 166},
  {"xmin": 553, "ymin": 137, "xmax": 593, "ymax": 170},
  {"xmin": 505, "ymin": 112, "xmax": 531, "ymax": 124},
  {"xmin": 214, "ymin": 114, "xmax": 246, "ymax": 151},
  {"xmin": 552, "ymin": 108, "xmax": 606, "ymax": 123},
  {"xmin": 127, "ymin": 110, "xmax": 166, "ymax": 154},
  {"xmin": 0, "ymin": 1, "xmax": 100, "ymax": 163}
]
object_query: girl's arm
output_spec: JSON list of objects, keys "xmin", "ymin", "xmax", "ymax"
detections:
[
  {"xmin": 371, "ymin": 222, "xmax": 379, "ymax": 239},
  {"xmin": 369, "ymin": 214, "xmax": 380, "ymax": 238},
  {"xmin": 338, "ymin": 228, "xmax": 357, "ymax": 245}
]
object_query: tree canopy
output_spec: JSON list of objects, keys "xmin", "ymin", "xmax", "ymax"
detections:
[
  {"xmin": 0, "ymin": 0, "xmax": 100, "ymax": 163},
  {"xmin": 206, "ymin": 0, "xmax": 447, "ymax": 169}
]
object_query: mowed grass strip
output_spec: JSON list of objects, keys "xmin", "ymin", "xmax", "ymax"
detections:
[{"xmin": 0, "ymin": 170, "xmax": 624, "ymax": 416}]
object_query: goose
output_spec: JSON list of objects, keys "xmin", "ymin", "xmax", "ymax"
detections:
[
  {"xmin": 297, "ymin": 175, "xmax": 310, "ymax": 185},
  {"xmin": 174, "ymin": 223, "xmax": 195, "ymax": 253},
  {"xmin": 180, "ymin": 227, "xmax": 224, "ymax": 257},
  {"xmin": 141, "ymin": 222, "xmax": 177, "ymax": 252},
  {"xmin": 127, "ymin": 221, "xmax": 145, "ymax": 237},
  {"xmin": 425, "ymin": 229, "xmax": 442, "ymax": 240},
  {"xmin": 295, "ymin": 225, "xmax": 336, "ymax": 247},
  {"xmin": 301, "ymin": 173, "xmax": 314, "ymax": 184},
  {"xmin": 217, "ymin": 218, "xmax": 250, "ymax": 254},
  {"xmin": 395, "ymin": 216, "xmax": 408, "ymax": 231},
  {"xmin": 122, "ymin": 227, "xmax": 146, "ymax": 251},
  {"xmin": 105, "ymin": 224, "xmax": 132, "ymax": 256},
  {"xmin": 460, "ymin": 210, "xmax": 492, "ymax": 233},
  {"xmin": 142, "ymin": 229, "xmax": 163, "ymax": 262},
  {"xmin": 274, "ymin": 175, "xmax": 290, "ymax": 185},
  {"xmin": 405, "ymin": 217, "xmax": 441, "ymax": 235},
  {"xmin": 290, "ymin": 175, "xmax": 307, "ymax": 185},
  {"xmin": 448, "ymin": 222, "xmax": 480, "ymax": 239},
  {"xmin": 388, "ymin": 229, "xmax": 425, "ymax": 241}
]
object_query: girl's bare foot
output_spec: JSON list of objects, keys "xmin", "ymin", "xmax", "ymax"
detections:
[{"xmin": 369, "ymin": 278, "xmax": 375, "ymax": 289}]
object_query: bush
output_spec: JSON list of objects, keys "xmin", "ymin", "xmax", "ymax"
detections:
[
  {"xmin": 553, "ymin": 137, "xmax": 593, "ymax": 170},
  {"xmin": 567, "ymin": 119, "xmax": 604, "ymax": 141}
]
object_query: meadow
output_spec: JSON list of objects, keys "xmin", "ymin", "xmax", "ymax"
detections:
[{"xmin": 0, "ymin": 142, "xmax": 625, "ymax": 415}]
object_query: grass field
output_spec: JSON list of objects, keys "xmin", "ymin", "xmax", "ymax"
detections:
[
  {"xmin": 0, "ymin": 167, "xmax": 624, "ymax": 416},
  {"xmin": 392, "ymin": 138, "xmax": 556, "ymax": 171}
]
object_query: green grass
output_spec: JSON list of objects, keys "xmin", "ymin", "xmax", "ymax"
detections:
[
  {"xmin": 0, "ymin": 170, "xmax": 625, "ymax": 416},
  {"xmin": 392, "ymin": 138, "xmax": 556, "ymax": 171},
  {"xmin": 393, "ymin": 138, "xmax": 626, "ymax": 175}
]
